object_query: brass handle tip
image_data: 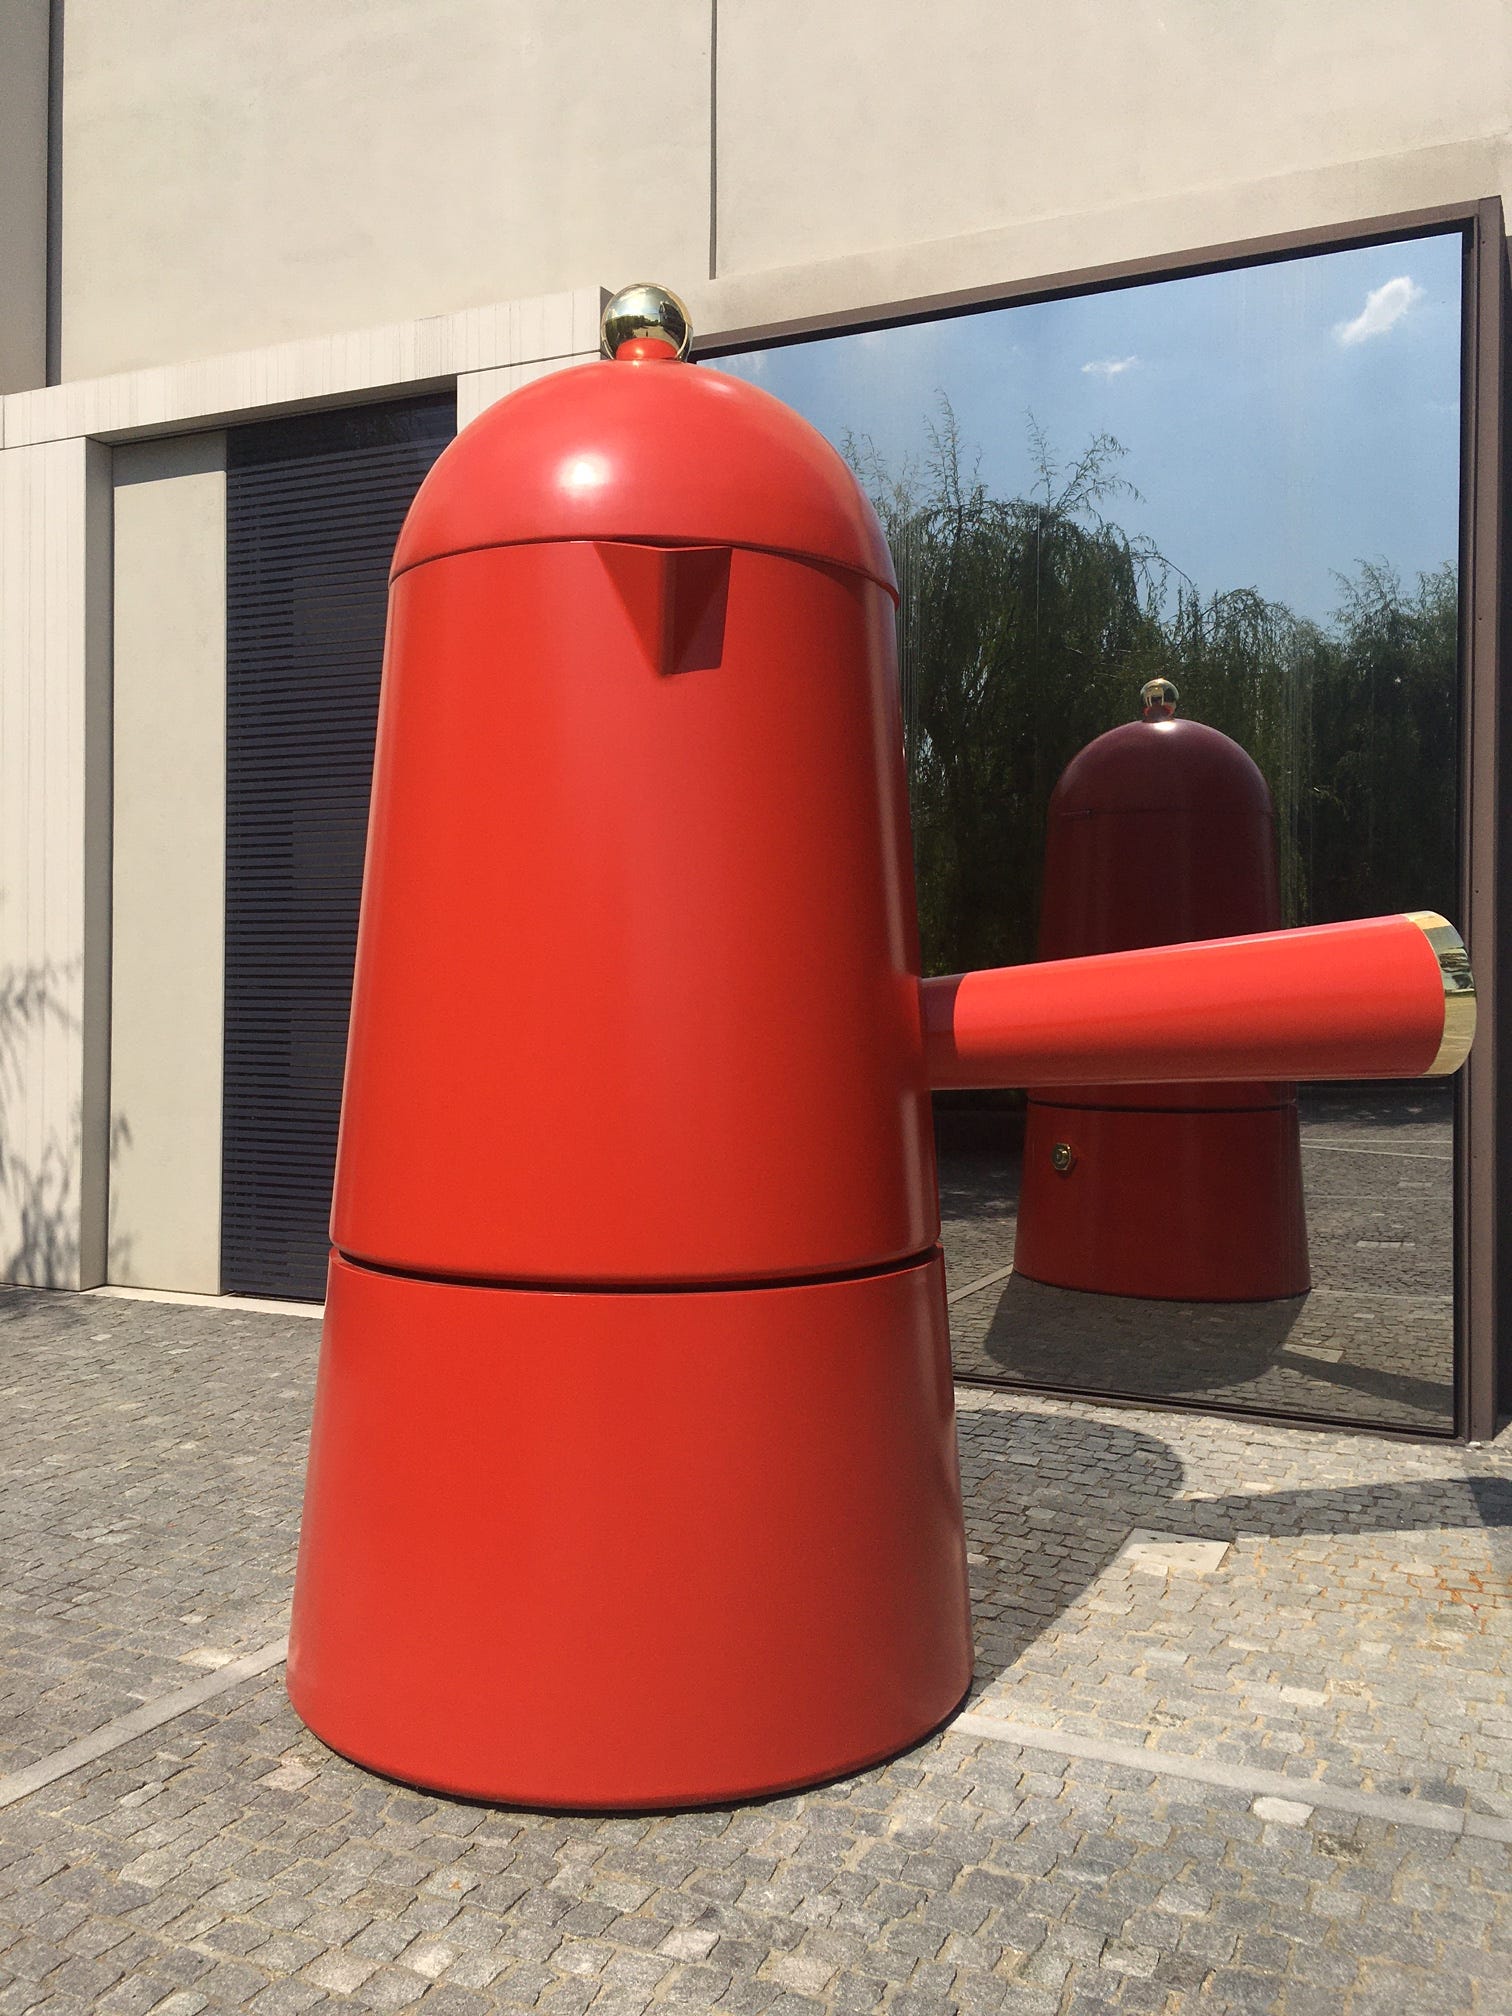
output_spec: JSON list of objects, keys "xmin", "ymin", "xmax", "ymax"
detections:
[
  {"xmin": 601, "ymin": 283, "xmax": 693, "ymax": 361},
  {"xmin": 1407, "ymin": 910, "xmax": 1476, "ymax": 1075}
]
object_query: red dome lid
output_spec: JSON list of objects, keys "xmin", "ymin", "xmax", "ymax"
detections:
[
  {"xmin": 392, "ymin": 353, "xmax": 898, "ymax": 595},
  {"xmin": 1050, "ymin": 716, "xmax": 1273, "ymax": 819}
]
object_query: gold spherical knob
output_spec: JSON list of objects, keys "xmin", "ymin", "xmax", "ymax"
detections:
[
  {"xmin": 600, "ymin": 283, "xmax": 693, "ymax": 361},
  {"xmin": 1140, "ymin": 677, "xmax": 1179, "ymax": 721}
]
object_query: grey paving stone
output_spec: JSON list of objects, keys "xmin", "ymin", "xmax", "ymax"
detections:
[{"xmin": 2, "ymin": 1289, "xmax": 1512, "ymax": 2016}]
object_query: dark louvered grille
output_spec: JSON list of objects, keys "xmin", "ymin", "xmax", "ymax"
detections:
[{"xmin": 223, "ymin": 396, "xmax": 454, "ymax": 1299}]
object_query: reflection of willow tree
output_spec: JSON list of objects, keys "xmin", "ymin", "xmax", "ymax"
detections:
[{"xmin": 855, "ymin": 405, "xmax": 1459, "ymax": 976}]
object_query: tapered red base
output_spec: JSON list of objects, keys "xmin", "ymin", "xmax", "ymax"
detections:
[
  {"xmin": 288, "ymin": 1251, "xmax": 972, "ymax": 1809},
  {"xmin": 1015, "ymin": 1100, "xmax": 1310, "ymax": 1301}
]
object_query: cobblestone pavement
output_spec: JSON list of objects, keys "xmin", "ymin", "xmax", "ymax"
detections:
[
  {"xmin": 3, "ymin": 1287, "xmax": 1511, "ymax": 2014},
  {"xmin": 0, "ymin": 1294, "xmax": 312, "ymax": 1778},
  {"xmin": 942, "ymin": 1086, "xmax": 1457, "ymax": 1432}
]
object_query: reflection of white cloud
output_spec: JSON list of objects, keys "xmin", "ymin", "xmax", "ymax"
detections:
[
  {"xmin": 1334, "ymin": 275, "xmax": 1423, "ymax": 346},
  {"xmin": 1081, "ymin": 354, "xmax": 1139, "ymax": 378},
  {"xmin": 857, "ymin": 330, "xmax": 885, "ymax": 349}
]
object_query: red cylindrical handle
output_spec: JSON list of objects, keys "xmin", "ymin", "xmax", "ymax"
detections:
[{"xmin": 921, "ymin": 912, "xmax": 1474, "ymax": 1091}]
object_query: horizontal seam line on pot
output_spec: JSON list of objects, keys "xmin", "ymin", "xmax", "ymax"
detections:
[{"xmin": 330, "ymin": 1245, "xmax": 944, "ymax": 1295}]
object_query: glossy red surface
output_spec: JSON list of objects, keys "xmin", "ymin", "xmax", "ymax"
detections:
[
  {"xmin": 333, "ymin": 539, "xmax": 935, "ymax": 1284},
  {"xmin": 1015, "ymin": 1102, "xmax": 1310, "ymax": 1300},
  {"xmin": 392, "ymin": 352, "xmax": 898, "ymax": 593},
  {"xmin": 288, "ymin": 1252, "xmax": 972, "ymax": 1809},
  {"xmin": 1017, "ymin": 708, "xmax": 1308, "ymax": 1297},
  {"xmin": 1036, "ymin": 714, "xmax": 1284, "ymax": 1112},
  {"xmin": 1045, "ymin": 714, "xmax": 1275, "ymax": 828},
  {"xmin": 298, "ymin": 340, "xmax": 965, "ymax": 1808},
  {"xmin": 922, "ymin": 914, "xmax": 1448, "ymax": 1089}
]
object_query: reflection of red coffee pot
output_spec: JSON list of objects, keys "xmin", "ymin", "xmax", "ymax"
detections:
[
  {"xmin": 1014, "ymin": 680, "xmax": 1309, "ymax": 1300},
  {"xmin": 288, "ymin": 285, "xmax": 1474, "ymax": 1812}
]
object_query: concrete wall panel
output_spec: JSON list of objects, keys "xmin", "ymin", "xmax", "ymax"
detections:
[
  {"xmin": 715, "ymin": 0, "xmax": 1511, "ymax": 282},
  {"xmin": 109, "ymin": 434, "xmax": 226, "ymax": 1293},
  {"xmin": 0, "ymin": 434, "xmax": 111, "ymax": 1287},
  {"xmin": 59, "ymin": 1, "xmax": 709, "ymax": 380}
]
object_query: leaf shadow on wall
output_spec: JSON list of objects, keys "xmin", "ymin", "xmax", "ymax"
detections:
[{"xmin": 0, "ymin": 954, "xmax": 133, "ymax": 1288}]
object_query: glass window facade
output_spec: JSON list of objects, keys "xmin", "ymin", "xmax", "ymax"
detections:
[{"xmin": 717, "ymin": 231, "xmax": 1465, "ymax": 1431}]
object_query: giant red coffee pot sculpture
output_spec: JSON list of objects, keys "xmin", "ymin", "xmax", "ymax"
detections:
[{"xmin": 288, "ymin": 285, "xmax": 1474, "ymax": 1809}]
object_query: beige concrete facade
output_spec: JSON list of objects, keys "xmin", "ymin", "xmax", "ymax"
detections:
[
  {"xmin": 35, "ymin": 0, "xmax": 1512, "ymax": 389},
  {"xmin": 713, "ymin": 1, "xmax": 1511, "ymax": 289},
  {"xmin": 0, "ymin": 434, "xmax": 111, "ymax": 1289},
  {"xmin": 109, "ymin": 434, "xmax": 226, "ymax": 1294},
  {"xmin": 56, "ymin": 0, "xmax": 711, "ymax": 384}
]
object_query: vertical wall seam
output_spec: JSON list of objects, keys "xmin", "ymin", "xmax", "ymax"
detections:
[
  {"xmin": 708, "ymin": 0, "xmax": 718, "ymax": 281},
  {"xmin": 44, "ymin": 0, "xmax": 63, "ymax": 386}
]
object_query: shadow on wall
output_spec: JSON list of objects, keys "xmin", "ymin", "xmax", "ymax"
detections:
[
  {"xmin": 0, "ymin": 955, "xmax": 132, "ymax": 1287},
  {"xmin": 962, "ymin": 1406, "xmax": 1512, "ymax": 1697}
]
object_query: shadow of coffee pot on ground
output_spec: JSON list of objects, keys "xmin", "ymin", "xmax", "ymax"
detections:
[{"xmin": 959, "ymin": 1406, "xmax": 1511, "ymax": 1700}]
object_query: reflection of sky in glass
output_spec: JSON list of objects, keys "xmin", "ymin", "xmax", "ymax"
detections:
[{"xmin": 713, "ymin": 234, "xmax": 1462, "ymax": 624}]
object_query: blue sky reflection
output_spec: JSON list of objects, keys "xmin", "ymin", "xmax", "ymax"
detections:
[{"xmin": 713, "ymin": 233, "xmax": 1462, "ymax": 623}]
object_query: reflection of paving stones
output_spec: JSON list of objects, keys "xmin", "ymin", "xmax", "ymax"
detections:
[
  {"xmin": 942, "ymin": 1087, "xmax": 1456, "ymax": 1430},
  {"xmin": 2, "ymin": 1303, "xmax": 1511, "ymax": 2016},
  {"xmin": 950, "ymin": 1280, "xmax": 1454, "ymax": 1430}
]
